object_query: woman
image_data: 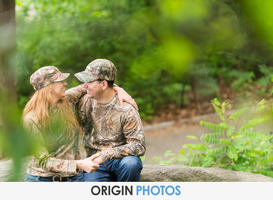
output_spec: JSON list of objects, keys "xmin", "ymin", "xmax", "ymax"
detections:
[{"xmin": 23, "ymin": 66, "xmax": 135, "ymax": 182}]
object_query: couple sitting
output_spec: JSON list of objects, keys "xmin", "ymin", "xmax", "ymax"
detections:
[{"xmin": 23, "ymin": 58, "xmax": 146, "ymax": 182}]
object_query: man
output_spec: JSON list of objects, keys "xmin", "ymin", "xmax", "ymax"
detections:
[{"xmin": 67, "ymin": 58, "xmax": 146, "ymax": 181}]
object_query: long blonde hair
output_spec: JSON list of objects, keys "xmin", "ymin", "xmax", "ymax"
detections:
[{"xmin": 23, "ymin": 84, "xmax": 81, "ymax": 134}]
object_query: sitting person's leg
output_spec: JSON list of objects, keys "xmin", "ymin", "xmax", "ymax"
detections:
[
  {"xmin": 83, "ymin": 163, "xmax": 112, "ymax": 182},
  {"xmin": 24, "ymin": 174, "xmax": 51, "ymax": 182},
  {"xmin": 69, "ymin": 173, "xmax": 84, "ymax": 182},
  {"xmin": 111, "ymin": 156, "xmax": 143, "ymax": 182}
]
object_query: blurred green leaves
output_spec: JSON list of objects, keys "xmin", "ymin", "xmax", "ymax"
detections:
[
  {"xmin": 239, "ymin": 0, "xmax": 273, "ymax": 46},
  {"xmin": 161, "ymin": 0, "xmax": 209, "ymax": 23},
  {"xmin": 161, "ymin": 35, "xmax": 194, "ymax": 77},
  {"xmin": 0, "ymin": 92, "xmax": 38, "ymax": 181}
]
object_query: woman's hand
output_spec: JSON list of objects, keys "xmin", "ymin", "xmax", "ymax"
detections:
[
  {"xmin": 114, "ymin": 86, "xmax": 138, "ymax": 110},
  {"xmin": 90, "ymin": 153, "xmax": 104, "ymax": 165},
  {"xmin": 76, "ymin": 157, "xmax": 99, "ymax": 173}
]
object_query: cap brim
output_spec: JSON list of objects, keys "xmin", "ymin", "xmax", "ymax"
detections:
[
  {"xmin": 55, "ymin": 73, "xmax": 70, "ymax": 82},
  {"xmin": 74, "ymin": 71, "xmax": 97, "ymax": 82}
]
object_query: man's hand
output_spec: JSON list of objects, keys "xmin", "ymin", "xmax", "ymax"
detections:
[
  {"xmin": 90, "ymin": 153, "xmax": 104, "ymax": 165},
  {"xmin": 76, "ymin": 157, "xmax": 99, "ymax": 173},
  {"xmin": 114, "ymin": 86, "xmax": 138, "ymax": 110}
]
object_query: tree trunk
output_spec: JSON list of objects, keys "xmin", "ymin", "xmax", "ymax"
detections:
[
  {"xmin": 0, "ymin": 0, "xmax": 16, "ymax": 159},
  {"xmin": 0, "ymin": 0, "xmax": 16, "ymax": 100}
]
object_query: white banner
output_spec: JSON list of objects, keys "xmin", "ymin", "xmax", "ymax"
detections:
[{"xmin": 0, "ymin": 182, "xmax": 272, "ymax": 200}]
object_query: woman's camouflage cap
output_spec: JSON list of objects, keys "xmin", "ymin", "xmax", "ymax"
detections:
[
  {"xmin": 30, "ymin": 66, "xmax": 70, "ymax": 90},
  {"xmin": 75, "ymin": 58, "xmax": 117, "ymax": 82}
]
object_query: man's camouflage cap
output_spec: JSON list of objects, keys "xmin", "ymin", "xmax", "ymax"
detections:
[
  {"xmin": 75, "ymin": 59, "xmax": 117, "ymax": 82},
  {"xmin": 30, "ymin": 66, "xmax": 70, "ymax": 90}
]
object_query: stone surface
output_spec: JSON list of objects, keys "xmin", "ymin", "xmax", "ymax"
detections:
[
  {"xmin": 0, "ymin": 160, "xmax": 27, "ymax": 182},
  {"xmin": 1, "ymin": 160, "xmax": 272, "ymax": 182},
  {"xmin": 140, "ymin": 165, "xmax": 273, "ymax": 182},
  {"xmin": 0, "ymin": 160, "xmax": 12, "ymax": 181}
]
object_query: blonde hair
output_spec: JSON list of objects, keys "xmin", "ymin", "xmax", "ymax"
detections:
[{"xmin": 23, "ymin": 83, "xmax": 81, "ymax": 134}]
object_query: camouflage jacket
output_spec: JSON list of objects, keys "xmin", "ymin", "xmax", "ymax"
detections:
[
  {"xmin": 66, "ymin": 86, "xmax": 146, "ymax": 163},
  {"xmin": 23, "ymin": 86, "xmax": 87, "ymax": 177}
]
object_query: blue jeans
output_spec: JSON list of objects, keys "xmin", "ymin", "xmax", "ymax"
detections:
[
  {"xmin": 84, "ymin": 156, "xmax": 143, "ymax": 182},
  {"xmin": 24, "ymin": 173, "xmax": 84, "ymax": 182}
]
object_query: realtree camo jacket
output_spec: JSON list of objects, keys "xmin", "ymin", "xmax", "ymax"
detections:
[
  {"xmin": 66, "ymin": 86, "xmax": 146, "ymax": 163},
  {"xmin": 23, "ymin": 86, "xmax": 87, "ymax": 177}
]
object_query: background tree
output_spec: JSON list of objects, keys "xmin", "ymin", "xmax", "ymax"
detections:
[
  {"xmin": 1, "ymin": 0, "xmax": 35, "ymax": 181},
  {"xmin": 0, "ymin": 0, "xmax": 16, "ymax": 98}
]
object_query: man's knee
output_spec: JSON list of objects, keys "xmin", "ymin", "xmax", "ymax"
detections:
[{"xmin": 119, "ymin": 156, "xmax": 142, "ymax": 171}]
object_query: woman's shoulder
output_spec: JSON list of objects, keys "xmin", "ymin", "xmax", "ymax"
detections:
[
  {"xmin": 23, "ymin": 112, "xmax": 40, "ymax": 133},
  {"xmin": 24, "ymin": 111, "xmax": 37, "ymax": 123}
]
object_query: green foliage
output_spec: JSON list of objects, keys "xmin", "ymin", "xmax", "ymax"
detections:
[
  {"xmin": 15, "ymin": 0, "xmax": 193, "ymax": 119},
  {"xmin": 15, "ymin": 0, "xmax": 273, "ymax": 120},
  {"xmin": 4, "ymin": 0, "xmax": 273, "ymax": 182},
  {"xmin": 0, "ymin": 92, "xmax": 39, "ymax": 181},
  {"xmin": 152, "ymin": 99, "xmax": 273, "ymax": 177}
]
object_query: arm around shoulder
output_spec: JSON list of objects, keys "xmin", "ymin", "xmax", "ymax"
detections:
[{"xmin": 65, "ymin": 85, "xmax": 87, "ymax": 106}]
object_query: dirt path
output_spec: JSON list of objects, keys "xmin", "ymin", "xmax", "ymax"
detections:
[
  {"xmin": 143, "ymin": 113, "xmax": 219, "ymax": 164},
  {"xmin": 144, "ymin": 123, "xmax": 202, "ymax": 163}
]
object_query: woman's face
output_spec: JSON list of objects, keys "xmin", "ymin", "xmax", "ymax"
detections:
[{"xmin": 51, "ymin": 81, "xmax": 67, "ymax": 101}]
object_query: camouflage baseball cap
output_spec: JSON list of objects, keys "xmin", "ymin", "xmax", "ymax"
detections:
[
  {"xmin": 30, "ymin": 66, "xmax": 70, "ymax": 90},
  {"xmin": 74, "ymin": 58, "xmax": 117, "ymax": 82}
]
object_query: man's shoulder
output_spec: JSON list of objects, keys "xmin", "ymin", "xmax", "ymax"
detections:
[{"xmin": 113, "ymin": 100, "xmax": 138, "ymax": 114}]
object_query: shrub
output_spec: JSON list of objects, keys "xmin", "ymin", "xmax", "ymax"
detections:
[{"xmin": 153, "ymin": 98, "xmax": 273, "ymax": 177}]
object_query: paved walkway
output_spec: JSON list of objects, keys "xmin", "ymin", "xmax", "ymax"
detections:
[{"xmin": 143, "ymin": 113, "xmax": 219, "ymax": 163}]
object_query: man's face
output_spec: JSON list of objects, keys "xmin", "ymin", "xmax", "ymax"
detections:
[{"xmin": 83, "ymin": 80, "xmax": 103, "ymax": 98}]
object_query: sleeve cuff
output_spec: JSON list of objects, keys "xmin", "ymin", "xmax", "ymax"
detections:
[{"xmin": 67, "ymin": 160, "xmax": 77, "ymax": 174}]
